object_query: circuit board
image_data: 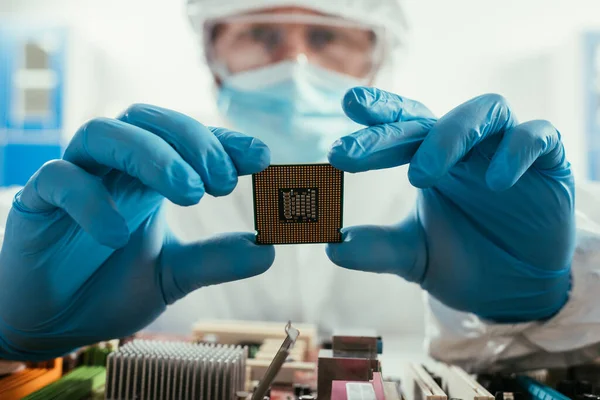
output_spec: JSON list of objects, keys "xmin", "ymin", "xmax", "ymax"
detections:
[{"xmin": 2, "ymin": 320, "xmax": 600, "ymax": 399}]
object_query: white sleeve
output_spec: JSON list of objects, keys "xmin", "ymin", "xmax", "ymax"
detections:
[{"xmin": 424, "ymin": 181, "xmax": 600, "ymax": 373}]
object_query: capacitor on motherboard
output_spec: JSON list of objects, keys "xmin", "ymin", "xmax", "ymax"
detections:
[
  {"xmin": 293, "ymin": 384, "xmax": 303, "ymax": 397},
  {"xmin": 494, "ymin": 391, "xmax": 526, "ymax": 400}
]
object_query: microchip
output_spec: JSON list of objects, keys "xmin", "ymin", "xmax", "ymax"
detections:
[{"xmin": 252, "ymin": 164, "xmax": 344, "ymax": 245}]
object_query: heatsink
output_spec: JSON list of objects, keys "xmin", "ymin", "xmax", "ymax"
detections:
[{"xmin": 105, "ymin": 340, "xmax": 247, "ymax": 400}]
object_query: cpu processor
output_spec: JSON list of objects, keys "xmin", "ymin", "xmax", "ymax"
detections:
[{"xmin": 252, "ymin": 164, "xmax": 344, "ymax": 245}]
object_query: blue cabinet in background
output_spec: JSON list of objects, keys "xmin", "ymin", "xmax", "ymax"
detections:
[
  {"xmin": 585, "ymin": 32, "xmax": 600, "ymax": 181},
  {"xmin": 0, "ymin": 24, "xmax": 66, "ymax": 187}
]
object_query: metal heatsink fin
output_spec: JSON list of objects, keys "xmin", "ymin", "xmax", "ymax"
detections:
[{"xmin": 105, "ymin": 340, "xmax": 247, "ymax": 400}]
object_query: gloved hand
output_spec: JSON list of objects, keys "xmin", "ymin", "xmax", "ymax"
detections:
[
  {"xmin": 0, "ymin": 105, "xmax": 275, "ymax": 361},
  {"xmin": 327, "ymin": 87, "xmax": 575, "ymax": 323}
]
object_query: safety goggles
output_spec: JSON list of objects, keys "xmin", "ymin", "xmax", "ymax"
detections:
[{"xmin": 203, "ymin": 13, "xmax": 387, "ymax": 80}]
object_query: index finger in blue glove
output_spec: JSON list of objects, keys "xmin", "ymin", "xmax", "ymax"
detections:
[
  {"xmin": 161, "ymin": 232, "xmax": 275, "ymax": 304},
  {"xmin": 485, "ymin": 120, "xmax": 568, "ymax": 191},
  {"xmin": 118, "ymin": 104, "xmax": 241, "ymax": 197},
  {"xmin": 329, "ymin": 87, "xmax": 437, "ymax": 172},
  {"xmin": 342, "ymin": 87, "xmax": 436, "ymax": 126},
  {"xmin": 328, "ymin": 119, "xmax": 435, "ymax": 173},
  {"xmin": 16, "ymin": 160, "xmax": 130, "ymax": 249},
  {"xmin": 63, "ymin": 118, "xmax": 205, "ymax": 206},
  {"xmin": 408, "ymin": 93, "xmax": 519, "ymax": 188},
  {"xmin": 209, "ymin": 127, "xmax": 271, "ymax": 175}
]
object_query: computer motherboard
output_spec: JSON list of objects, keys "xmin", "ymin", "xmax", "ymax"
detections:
[{"xmin": 0, "ymin": 320, "xmax": 599, "ymax": 399}]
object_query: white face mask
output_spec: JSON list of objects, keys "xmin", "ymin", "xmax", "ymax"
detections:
[{"xmin": 217, "ymin": 61, "xmax": 366, "ymax": 164}]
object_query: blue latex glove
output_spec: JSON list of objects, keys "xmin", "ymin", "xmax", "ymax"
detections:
[
  {"xmin": 327, "ymin": 87, "xmax": 575, "ymax": 323},
  {"xmin": 0, "ymin": 104, "xmax": 275, "ymax": 361}
]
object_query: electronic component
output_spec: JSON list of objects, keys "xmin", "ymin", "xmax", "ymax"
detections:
[
  {"xmin": 435, "ymin": 364, "xmax": 494, "ymax": 400},
  {"xmin": 318, "ymin": 333, "xmax": 381, "ymax": 400},
  {"xmin": 332, "ymin": 335, "xmax": 379, "ymax": 359},
  {"xmin": 5, "ymin": 319, "xmax": 600, "ymax": 400},
  {"xmin": 516, "ymin": 376, "xmax": 570, "ymax": 400},
  {"xmin": 0, "ymin": 361, "xmax": 25, "ymax": 376},
  {"xmin": 193, "ymin": 320, "xmax": 317, "ymax": 386},
  {"xmin": 494, "ymin": 393, "xmax": 526, "ymax": 400},
  {"xmin": 0, "ymin": 358, "xmax": 63, "ymax": 400},
  {"xmin": 332, "ymin": 372, "xmax": 389, "ymax": 400},
  {"xmin": 247, "ymin": 359, "xmax": 314, "ymax": 385},
  {"xmin": 105, "ymin": 340, "xmax": 247, "ymax": 400},
  {"xmin": 402, "ymin": 363, "xmax": 447, "ymax": 400},
  {"xmin": 251, "ymin": 322, "xmax": 300, "ymax": 400},
  {"xmin": 193, "ymin": 320, "xmax": 317, "ymax": 352},
  {"xmin": 476, "ymin": 373, "xmax": 597, "ymax": 400},
  {"xmin": 23, "ymin": 366, "xmax": 106, "ymax": 400},
  {"xmin": 252, "ymin": 164, "xmax": 344, "ymax": 245},
  {"xmin": 477, "ymin": 374, "xmax": 526, "ymax": 398},
  {"xmin": 294, "ymin": 383, "xmax": 313, "ymax": 397}
]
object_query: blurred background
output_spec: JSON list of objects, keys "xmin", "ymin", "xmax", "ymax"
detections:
[{"xmin": 0, "ymin": 0, "xmax": 600, "ymax": 186}]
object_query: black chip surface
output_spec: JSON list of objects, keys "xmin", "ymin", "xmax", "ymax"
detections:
[
  {"xmin": 253, "ymin": 164, "xmax": 344, "ymax": 245},
  {"xmin": 278, "ymin": 188, "xmax": 318, "ymax": 223}
]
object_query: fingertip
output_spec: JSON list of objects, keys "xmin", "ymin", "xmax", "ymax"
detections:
[
  {"xmin": 117, "ymin": 102, "xmax": 160, "ymax": 121},
  {"xmin": 97, "ymin": 227, "xmax": 131, "ymax": 249},
  {"xmin": 327, "ymin": 140, "xmax": 360, "ymax": 173},
  {"xmin": 485, "ymin": 167, "xmax": 513, "ymax": 192},
  {"xmin": 209, "ymin": 185, "xmax": 236, "ymax": 198},
  {"xmin": 324, "ymin": 226, "xmax": 378, "ymax": 270},
  {"xmin": 170, "ymin": 184, "xmax": 205, "ymax": 207},
  {"xmin": 325, "ymin": 227, "xmax": 348, "ymax": 264},
  {"xmin": 325, "ymin": 242, "xmax": 344, "ymax": 266},
  {"xmin": 342, "ymin": 86, "xmax": 380, "ymax": 125},
  {"xmin": 201, "ymin": 160, "xmax": 238, "ymax": 198},
  {"xmin": 253, "ymin": 244, "xmax": 276, "ymax": 275},
  {"xmin": 206, "ymin": 173, "xmax": 238, "ymax": 198},
  {"xmin": 407, "ymin": 164, "xmax": 437, "ymax": 188},
  {"xmin": 228, "ymin": 232, "xmax": 276, "ymax": 277},
  {"xmin": 342, "ymin": 86, "xmax": 375, "ymax": 108},
  {"xmin": 211, "ymin": 127, "xmax": 272, "ymax": 175},
  {"xmin": 247, "ymin": 137, "xmax": 272, "ymax": 173},
  {"xmin": 486, "ymin": 180, "xmax": 509, "ymax": 192}
]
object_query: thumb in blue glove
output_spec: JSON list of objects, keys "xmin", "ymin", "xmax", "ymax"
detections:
[
  {"xmin": 327, "ymin": 87, "xmax": 575, "ymax": 323},
  {"xmin": 0, "ymin": 105, "xmax": 275, "ymax": 361}
]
